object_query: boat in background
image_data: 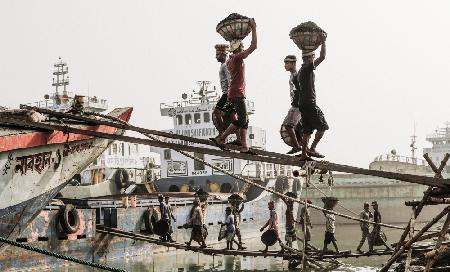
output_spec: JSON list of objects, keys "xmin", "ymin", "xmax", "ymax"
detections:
[
  {"xmin": 0, "ymin": 58, "xmax": 133, "ymax": 245},
  {"xmin": 154, "ymin": 81, "xmax": 299, "ymax": 200},
  {"xmin": 305, "ymin": 126, "xmax": 450, "ymax": 225}
]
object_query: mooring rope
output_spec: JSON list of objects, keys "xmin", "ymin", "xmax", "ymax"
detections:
[{"xmin": 0, "ymin": 236, "xmax": 127, "ymax": 272}]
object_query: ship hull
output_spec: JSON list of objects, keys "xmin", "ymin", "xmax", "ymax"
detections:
[
  {"xmin": 0, "ymin": 190, "xmax": 299, "ymax": 271},
  {"xmin": 0, "ymin": 108, "xmax": 132, "ymax": 244}
]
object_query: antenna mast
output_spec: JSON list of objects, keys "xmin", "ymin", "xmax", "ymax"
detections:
[
  {"xmin": 410, "ymin": 122, "xmax": 417, "ymax": 160},
  {"xmin": 52, "ymin": 57, "xmax": 69, "ymax": 96}
]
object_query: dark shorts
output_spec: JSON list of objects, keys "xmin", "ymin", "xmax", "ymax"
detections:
[
  {"xmin": 300, "ymin": 104, "xmax": 329, "ymax": 134},
  {"xmin": 324, "ymin": 231, "xmax": 336, "ymax": 244},
  {"xmin": 216, "ymin": 93, "xmax": 228, "ymax": 111},
  {"xmin": 229, "ymin": 97, "xmax": 249, "ymax": 129},
  {"xmin": 235, "ymin": 228, "xmax": 241, "ymax": 237},
  {"xmin": 192, "ymin": 224, "xmax": 207, "ymax": 243}
]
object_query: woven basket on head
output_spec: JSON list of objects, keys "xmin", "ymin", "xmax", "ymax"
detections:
[
  {"xmin": 228, "ymin": 193, "xmax": 244, "ymax": 205},
  {"xmin": 290, "ymin": 32, "xmax": 326, "ymax": 52},
  {"xmin": 321, "ymin": 196, "xmax": 339, "ymax": 209},
  {"xmin": 216, "ymin": 13, "xmax": 251, "ymax": 42},
  {"xmin": 289, "ymin": 21, "xmax": 326, "ymax": 52}
]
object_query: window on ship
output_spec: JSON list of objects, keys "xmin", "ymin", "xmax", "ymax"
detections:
[
  {"xmin": 164, "ymin": 149, "xmax": 171, "ymax": 160},
  {"xmin": 204, "ymin": 112, "xmax": 210, "ymax": 123},
  {"xmin": 194, "ymin": 153, "xmax": 205, "ymax": 170},
  {"xmin": 194, "ymin": 113, "xmax": 201, "ymax": 124},
  {"xmin": 176, "ymin": 115, "xmax": 183, "ymax": 125},
  {"xmin": 185, "ymin": 114, "xmax": 192, "ymax": 125}
]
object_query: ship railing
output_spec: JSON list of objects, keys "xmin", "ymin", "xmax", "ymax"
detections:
[
  {"xmin": 426, "ymin": 133, "xmax": 450, "ymax": 142},
  {"xmin": 27, "ymin": 94, "xmax": 108, "ymax": 111},
  {"xmin": 373, "ymin": 154, "xmax": 427, "ymax": 165},
  {"xmin": 82, "ymin": 96, "xmax": 108, "ymax": 111}
]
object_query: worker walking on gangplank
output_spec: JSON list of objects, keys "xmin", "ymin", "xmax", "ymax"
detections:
[
  {"xmin": 369, "ymin": 201, "xmax": 392, "ymax": 252},
  {"xmin": 356, "ymin": 202, "xmax": 373, "ymax": 253},
  {"xmin": 294, "ymin": 34, "xmax": 329, "ymax": 161},
  {"xmin": 211, "ymin": 18, "xmax": 257, "ymax": 154}
]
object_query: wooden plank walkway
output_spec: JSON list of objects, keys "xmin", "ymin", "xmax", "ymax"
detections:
[{"xmin": 96, "ymin": 226, "xmax": 393, "ymax": 260}]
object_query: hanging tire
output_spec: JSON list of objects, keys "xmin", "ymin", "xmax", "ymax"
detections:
[
  {"xmin": 113, "ymin": 169, "xmax": 130, "ymax": 189},
  {"xmin": 144, "ymin": 208, "xmax": 158, "ymax": 234},
  {"xmin": 59, "ymin": 204, "xmax": 80, "ymax": 234}
]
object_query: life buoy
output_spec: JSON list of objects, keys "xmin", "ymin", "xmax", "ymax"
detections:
[
  {"xmin": 144, "ymin": 208, "xmax": 158, "ymax": 234},
  {"xmin": 113, "ymin": 169, "xmax": 130, "ymax": 189},
  {"xmin": 180, "ymin": 184, "xmax": 190, "ymax": 192},
  {"xmin": 59, "ymin": 204, "xmax": 80, "ymax": 234}
]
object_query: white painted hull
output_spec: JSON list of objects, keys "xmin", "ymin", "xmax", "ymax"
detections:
[{"xmin": 0, "ymin": 107, "xmax": 132, "ymax": 243}]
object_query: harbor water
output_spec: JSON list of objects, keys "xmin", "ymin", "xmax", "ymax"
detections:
[{"xmin": 47, "ymin": 224, "xmax": 403, "ymax": 272}]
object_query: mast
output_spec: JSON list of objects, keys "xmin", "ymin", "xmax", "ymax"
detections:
[
  {"xmin": 410, "ymin": 122, "xmax": 417, "ymax": 164},
  {"xmin": 192, "ymin": 81, "xmax": 214, "ymax": 104},
  {"xmin": 52, "ymin": 57, "xmax": 69, "ymax": 96}
]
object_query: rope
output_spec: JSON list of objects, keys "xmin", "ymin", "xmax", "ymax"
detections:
[
  {"xmin": 83, "ymin": 110, "xmax": 128, "ymax": 125},
  {"xmin": 0, "ymin": 236, "xmax": 127, "ymax": 272},
  {"xmin": 145, "ymin": 134, "xmax": 406, "ymax": 230},
  {"xmin": 307, "ymin": 175, "xmax": 359, "ymax": 216}
]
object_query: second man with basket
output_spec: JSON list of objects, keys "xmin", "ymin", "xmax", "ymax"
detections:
[{"xmin": 212, "ymin": 18, "xmax": 257, "ymax": 154}]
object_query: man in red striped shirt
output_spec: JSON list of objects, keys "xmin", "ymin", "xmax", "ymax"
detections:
[{"xmin": 212, "ymin": 18, "xmax": 257, "ymax": 154}]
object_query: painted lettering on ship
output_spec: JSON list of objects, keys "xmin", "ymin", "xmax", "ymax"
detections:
[
  {"xmin": 14, "ymin": 142, "xmax": 94, "ymax": 176},
  {"xmin": 2, "ymin": 152, "xmax": 13, "ymax": 175},
  {"xmin": 167, "ymin": 105, "xmax": 214, "ymax": 117},
  {"xmin": 62, "ymin": 142, "xmax": 94, "ymax": 157},
  {"xmin": 15, "ymin": 151, "xmax": 53, "ymax": 175},
  {"xmin": 173, "ymin": 128, "xmax": 218, "ymax": 138}
]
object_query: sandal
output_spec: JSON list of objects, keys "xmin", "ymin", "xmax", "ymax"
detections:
[
  {"xmin": 209, "ymin": 137, "xmax": 230, "ymax": 151},
  {"xmin": 307, "ymin": 150, "xmax": 325, "ymax": 158},
  {"xmin": 286, "ymin": 147, "xmax": 301, "ymax": 155},
  {"xmin": 296, "ymin": 154, "xmax": 315, "ymax": 161},
  {"xmin": 228, "ymin": 139, "xmax": 242, "ymax": 146},
  {"xmin": 240, "ymin": 149, "xmax": 257, "ymax": 156}
]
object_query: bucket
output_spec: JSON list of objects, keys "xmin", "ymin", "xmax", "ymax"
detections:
[
  {"xmin": 261, "ymin": 229, "xmax": 278, "ymax": 246},
  {"xmin": 279, "ymin": 123, "xmax": 303, "ymax": 147},
  {"xmin": 153, "ymin": 220, "xmax": 169, "ymax": 236}
]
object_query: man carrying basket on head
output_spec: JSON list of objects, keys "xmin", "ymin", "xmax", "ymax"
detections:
[
  {"xmin": 293, "ymin": 33, "xmax": 329, "ymax": 161},
  {"xmin": 212, "ymin": 18, "xmax": 257, "ymax": 154},
  {"xmin": 282, "ymin": 55, "xmax": 303, "ymax": 155},
  {"xmin": 213, "ymin": 44, "xmax": 241, "ymax": 145}
]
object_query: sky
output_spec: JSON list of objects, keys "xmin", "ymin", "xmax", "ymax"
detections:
[{"xmin": 1, "ymin": 1, "xmax": 449, "ymax": 167}]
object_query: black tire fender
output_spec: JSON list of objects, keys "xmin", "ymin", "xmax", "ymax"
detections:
[
  {"xmin": 113, "ymin": 169, "xmax": 130, "ymax": 189},
  {"xmin": 59, "ymin": 204, "xmax": 80, "ymax": 234}
]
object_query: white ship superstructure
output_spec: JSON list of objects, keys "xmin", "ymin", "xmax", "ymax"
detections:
[
  {"xmin": 155, "ymin": 81, "xmax": 295, "ymax": 195},
  {"xmin": 26, "ymin": 57, "xmax": 158, "ymax": 198},
  {"xmin": 423, "ymin": 123, "xmax": 450, "ymax": 169}
]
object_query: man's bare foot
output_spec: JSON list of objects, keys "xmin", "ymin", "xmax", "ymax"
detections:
[{"xmin": 210, "ymin": 137, "xmax": 229, "ymax": 151}]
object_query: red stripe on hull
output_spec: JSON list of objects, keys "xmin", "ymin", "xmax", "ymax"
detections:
[{"xmin": 0, "ymin": 108, "xmax": 132, "ymax": 153}]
